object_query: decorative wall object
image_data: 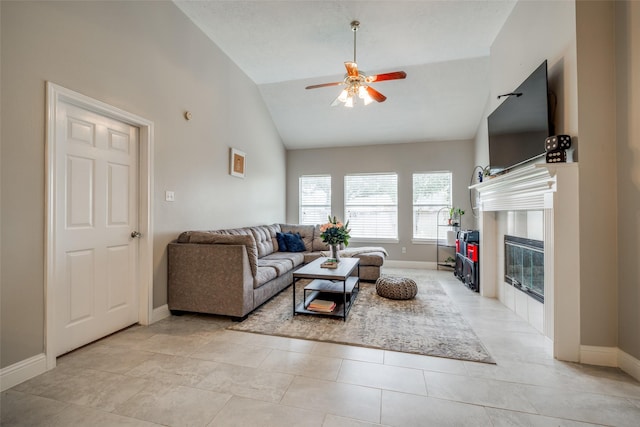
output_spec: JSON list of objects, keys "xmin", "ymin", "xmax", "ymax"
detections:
[{"xmin": 230, "ymin": 148, "xmax": 246, "ymax": 178}]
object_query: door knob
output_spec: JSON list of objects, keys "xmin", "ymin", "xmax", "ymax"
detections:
[{"xmin": 131, "ymin": 231, "xmax": 142, "ymax": 238}]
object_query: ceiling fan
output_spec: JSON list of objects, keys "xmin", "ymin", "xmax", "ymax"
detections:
[{"xmin": 305, "ymin": 21, "xmax": 407, "ymax": 107}]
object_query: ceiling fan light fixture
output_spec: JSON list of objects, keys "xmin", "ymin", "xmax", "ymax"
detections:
[
  {"xmin": 344, "ymin": 95, "xmax": 354, "ymax": 108},
  {"xmin": 358, "ymin": 85, "xmax": 373, "ymax": 105},
  {"xmin": 305, "ymin": 21, "xmax": 407, "ymax": 107}
]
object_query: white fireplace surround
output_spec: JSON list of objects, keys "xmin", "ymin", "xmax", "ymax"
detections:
[{"xmin": 472, "ymin": 163, "xmax": 580, "ymax": 362}]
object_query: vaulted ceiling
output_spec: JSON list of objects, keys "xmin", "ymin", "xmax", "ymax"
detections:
[{"xmin": 174, "ymin": 1, "xmax": 516, "ymax": 149}]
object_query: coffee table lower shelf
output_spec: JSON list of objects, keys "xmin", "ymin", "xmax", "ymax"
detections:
[{"xmin": 294, "ymin": 277, "xmax": 359, "ymax": 321}]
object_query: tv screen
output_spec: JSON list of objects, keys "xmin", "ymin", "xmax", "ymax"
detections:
[{"xmin": 488, "ymin": 61, "xmax": 551, "ymax": 175}]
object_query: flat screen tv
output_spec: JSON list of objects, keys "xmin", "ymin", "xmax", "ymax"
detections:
[{"xmin": 487, "ymin": 61, "xmax": 552, "ymax": 175}]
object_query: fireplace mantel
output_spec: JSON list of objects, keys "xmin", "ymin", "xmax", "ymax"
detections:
[{"xmin": 471, "ymin": 163, "xmax": 581, "ymax": 362}]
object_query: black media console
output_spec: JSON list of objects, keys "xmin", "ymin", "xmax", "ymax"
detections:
[{"xmin": 454, "ymin": 230, "xmax": 480, "ymax": 292}]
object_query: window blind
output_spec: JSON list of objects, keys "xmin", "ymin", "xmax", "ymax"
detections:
[
  {"xmin": 299, "ymin": 175, "xmax": 331, "ymax": 225},
  {"xmin": 344, "ymin": 173, "xmax": 398, "ymax": 239},
  {"xmin": 412, "ymin": 172, "xmax": 452, "ymax": 240}
]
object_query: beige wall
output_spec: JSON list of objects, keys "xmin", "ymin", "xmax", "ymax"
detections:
[
  {"xmin": 474, "ymin": 1, "xmax": 578, "ymax": 170},
  {"xmin": 286, "ymin": 140, "xmax": 474, "ymax": 262},
  {"xmin": 616, "ymin": 0, "xmax": 640, "ymax": 359},
  {"xmin": 575, "ymin": 0, "xmax": 618, "ymax": 348},
  {"xmin": 0, "ymin": 1, "xmax": 285, "ymax": 368}
]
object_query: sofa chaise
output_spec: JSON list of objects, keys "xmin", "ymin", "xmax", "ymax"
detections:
[{"xmin": 167, "ymin": 223, "xmax": 386, "ymax": 319}]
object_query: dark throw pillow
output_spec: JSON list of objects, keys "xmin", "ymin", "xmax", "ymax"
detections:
[
  {"xmin": 282, "ymin": 232, "xmax": 306, "ymax": 252},
  {"xmin": 276, "ymin": 232, "xmax": 288, "ymax": 252}
]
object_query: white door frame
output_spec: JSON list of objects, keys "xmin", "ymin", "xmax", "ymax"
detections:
[{"xmin": 45, "ymin": 82, "xmax": 154, "ymax": 369}]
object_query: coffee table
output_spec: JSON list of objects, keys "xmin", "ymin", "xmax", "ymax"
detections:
[{"xmin": 292, "ymin": 257, "xmax": 360, "ymax": 321}]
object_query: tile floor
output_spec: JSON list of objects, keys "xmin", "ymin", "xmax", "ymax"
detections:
[{"xmin": 2, "ymin": 268, "xmax": 640, "ymax": 426}]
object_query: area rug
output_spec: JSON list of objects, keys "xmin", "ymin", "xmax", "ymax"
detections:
[{"xmin": 228, "ymin": 271, "xmax": 495, "ymax": 364}]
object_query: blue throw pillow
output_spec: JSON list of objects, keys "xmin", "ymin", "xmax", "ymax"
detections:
[
  {"xmin": 282, "ymin": 232, "xmax": 306, "ymax": 252},
  {"xmin": 276, "ymin": 232, "xmax": 288, "ymax": 252}
]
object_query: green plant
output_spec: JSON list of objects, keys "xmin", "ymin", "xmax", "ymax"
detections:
[
  {"xmin": 449, "ymin": 207, "xmax": 465, "ymax": 225},
  {"xmin": 444, "ymin": 256, "xmax": 456, "ymax": 264},
  {"xmin": 319, "ymin": 215, "xmax": 351, "ymax": 246}
]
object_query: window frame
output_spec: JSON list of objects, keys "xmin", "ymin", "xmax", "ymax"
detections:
[
  {"xmin": 412, "ymin": 171, "xmax": 453, "ymax": 243},
  {"xmin": 344, "ymin": 172, "xmax": 399, "ymax": 243},
  {"xmin": 299, "ymin": 174, "xmax": 332, "ymax": 225}
]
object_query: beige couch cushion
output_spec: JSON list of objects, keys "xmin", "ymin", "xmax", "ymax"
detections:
[
  {"xmin": 249, "ymin": 224, "xmax": 280, "ymax": 258},
  {"xmin": 175, "ymin": 231, "xmax": 258, "ymax": 277},
  {"xmin": 279, "ymin": 224, "xmax": 314, "ymax": 252},
  {"xmin": 311, "ymin": 224, "xmax": 330, "ymax": 251}
]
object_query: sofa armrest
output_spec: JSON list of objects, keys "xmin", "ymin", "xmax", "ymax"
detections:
[{"xmin": 168, "ymin": 243, "xmax": 255, "ymax": 317}]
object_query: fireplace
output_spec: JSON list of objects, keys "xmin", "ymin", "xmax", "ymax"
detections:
[
  {"xmin": 472, "ymin": 163, "xmax": 580, "ymax": 362},
  {"xmin": 504, "ymin": 235, "xmax": 544, "ymax": 303}
]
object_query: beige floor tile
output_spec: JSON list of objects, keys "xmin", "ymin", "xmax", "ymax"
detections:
[
  {"xmin": 383, "ymin": 350, "xmax": 468, "ymax": 375},
  {"xmin": 125, "ymin": 353, "xmax": 220, "ymax": 386},
  {"xmin": 322, "ymin": 414, "xmax": 390, "ymax": 427},
  {"xmin": 485, "ymin": 407, "xmax": 603, "ymax": 426},
  {"xmin": 208, "ymin": 396, "xmax": 325, "ymax": 426},
  {"xmin": 5, "ymin": 269, "xmax": 640, "ymax": 427},
  {"xmin": 98, "ymin": 324, "xmax": 158, "ymax": 348},
  {"xmin": 521, "ymin": 384, "xmax": 640, "ymax": 427},
  {"xmin": 132, "ymin": 333, "xmax": 213, "ymax": 357},
  {"xmin": 146, "ymin": 314, "xmax": 230, "ymax": 337},
  {"xmin": 259, "ymin": 349, "xmax": 343, "ymax": 381},
  {"xmin": 226, "ymin": 331, "xmax": 318, "ymax": 353},
  {"xmin": 196, "ymin": 362, "xmax": 294, "ymax": 402},
  {"xmin": 12, "ymin": 367, "xmax": 150, "ymax": 412},
  {"xmin": 0, "ymin": 390, "xmax": 69, "ymax": 426},
  {"xmin": 114, "ymin": 382, "xmax": 231, "ymax": 427},
  {"xmin": 380, "ymin": 390, "xmax": 493, "ymax": 426},
  {"xmin": 311, "ymin": 342, "xmax": 385, "ymax": 364},
  {"xmin": 337, "ymin": 359, "xmax": 427, "ymax": 395},
  {"xmin": 424, "ymin": 371, "xmax": 538, "ymax": 413},
  {"xmin": 191, "ymin": 340, "xmax": 273, "ymax": 368},
  {"xmin": 281, "ymin": 376, "xmax": 381, "ymax": 424},
  {"xmin": 47, "ymin": 404, "xmax": 161, "ymax": 426},
  {"xmin": 57, "ymin": 344, "xmax": 156, "ymax": 374}
]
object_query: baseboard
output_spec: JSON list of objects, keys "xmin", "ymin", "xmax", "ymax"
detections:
[
  {"xmin": 0, "ymin": 353, "xmax": 47, "ymax": 392},
  {"xmin": 384, "ymin": 260, "xmax": 434, "ymax": 269},
  {"xmin": 152, "ymin": 304, "xmax": 171, "ymax": 323},
  {"xmin": 580, "ymin": 345, "xmax": 618, "ymax": 367},
  {"xmin": 619, "ymin": 349, "xmax": 640, "ymax": 382}
]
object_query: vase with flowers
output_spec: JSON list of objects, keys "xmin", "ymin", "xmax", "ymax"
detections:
[{"xmin": 319, "ymin": 215, "xmax": 351, "ymax": 262}]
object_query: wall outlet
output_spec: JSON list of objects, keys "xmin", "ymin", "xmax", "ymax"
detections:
[
  {"xmin": 165, "ymin": 191, "xmax": 175, "ymax": 202},
  {"xmin": 401, "ymin": 247, "xmax": 406, "ymax": 254}
]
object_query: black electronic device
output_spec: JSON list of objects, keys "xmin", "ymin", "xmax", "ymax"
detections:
[
  {"xmin": 454, "ymin": 230, "xmax": 480, "ymax": 293},
  {"xmin": 488, "ymin": 61, "xmax": 553, "ymax": 175},
  {"xmin": 463, "ymin": 230, "xmax": 479, "ymax": 243},
  {"xmin": 545, "ymin": 135, "xmax": 571, "ymax": 151}
]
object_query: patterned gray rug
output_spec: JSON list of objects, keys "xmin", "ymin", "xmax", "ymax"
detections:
[{"xmin": 228, "ymin": 271, "xmax": 494, "ymax": 364}]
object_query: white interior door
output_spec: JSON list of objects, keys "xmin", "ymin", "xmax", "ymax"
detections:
[{"xmin": 55, "ymin": 100, "xmax": 139, "ymax": 356}]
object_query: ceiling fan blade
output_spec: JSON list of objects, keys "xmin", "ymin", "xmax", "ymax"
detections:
[
  {"xmin": 366, "ymin": 71, "xmax": 407, "ymax": 83},
  {"xmin": 305, "ymin": 81, "xmax": 343, "ymax": 90},
  {"xmin": 345, "ymin": 61, "xmax": 359, "ymax": 77},
  {"xmin": 366, "ymin": 86, "xmax": 387, "ymax": 103}
]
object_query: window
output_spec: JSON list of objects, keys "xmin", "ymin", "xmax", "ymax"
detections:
[
  {"xmin": 345, "ymin": 173, "xmax": 398, "ymax": 240},
  {"xmin": 413, "ymin": 172, "xmax": 452, "ymax": 240},
  {"xmin": 299, "ymin": 175, "xmax": 331, "ymax": 225}
]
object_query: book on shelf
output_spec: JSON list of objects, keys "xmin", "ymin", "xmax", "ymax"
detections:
[{"xmin": 308, "ymin": 299, "xmax": 336, "ymax": 313}]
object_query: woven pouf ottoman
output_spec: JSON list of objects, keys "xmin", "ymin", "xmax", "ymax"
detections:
[{"xmin": 375, "ymin": 276, "xmax": 418, "ymax": 300}]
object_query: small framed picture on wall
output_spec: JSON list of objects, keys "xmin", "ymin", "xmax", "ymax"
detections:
[{"xmin": 230, "ymin": 148, "xmax": 246, "ymax": 178}]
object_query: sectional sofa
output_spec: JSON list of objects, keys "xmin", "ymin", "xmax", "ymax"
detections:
[{"xmin": 167, "ymin": 223, "xmax": 387, "ymax": 319}]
